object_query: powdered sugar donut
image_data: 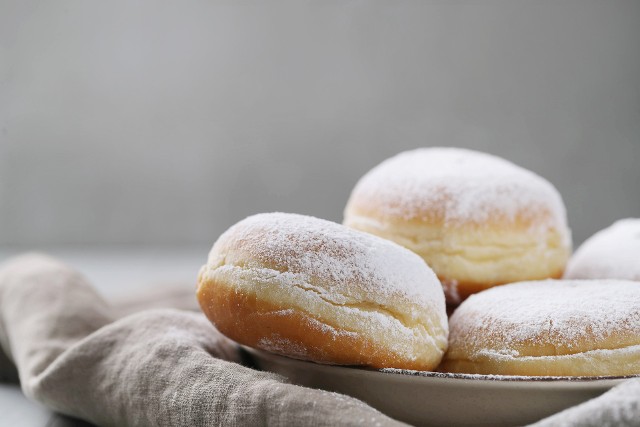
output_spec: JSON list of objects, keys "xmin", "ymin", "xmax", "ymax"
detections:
[
  {"xmin": 197, "ymin": 212, "xmax": 448, "ymax": 370},
  {"xmin": 565, "ymin": 219, "xmax": 640, "ymax": 281},
  {"xmin": 344, "ymin": 147, "xmax": 572, "ymax": 304},
  {"xmin": 441, "ymin": 280, "xmax": 640, "ymax": 376}
]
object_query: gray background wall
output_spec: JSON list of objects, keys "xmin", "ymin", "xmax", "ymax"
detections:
[{"xmin": 1, "ymin": 0, "xmax": 639, "ymax": 248}]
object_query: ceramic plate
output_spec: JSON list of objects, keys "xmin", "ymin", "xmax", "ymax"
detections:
[{"xmin": 243, "ymin": 347, "xmax": 636, "ymax": 426}]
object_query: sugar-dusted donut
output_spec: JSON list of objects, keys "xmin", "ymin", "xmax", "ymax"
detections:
[
  {"xmin": 197, "ymin": 212, "xmax": 448, "ymax": 370},
  {"xmin": 565, "ymin": 219, "xmax": 640, "ymax": 281},
  {"xmin": 441, "ymin": 279, "xmax": 640, "ymax": 376},
  {"xmin": 344, "ymin": 147, "xmax": 572, "ymax": 304}
]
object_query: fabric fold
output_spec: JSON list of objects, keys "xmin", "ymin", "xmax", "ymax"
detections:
[
  {"xmin": 530, "ymin": 378, "xmax": 640, "ymax": 427},
  {"xmin": 0, "ymin": 254, "xmax": 405, "ymax": 427}
]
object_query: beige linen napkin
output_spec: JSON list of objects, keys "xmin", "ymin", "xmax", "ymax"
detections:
[
  {"xmin": 0, "ymin": 254, "xmax": 406, "ymax": 427},
  {"xmin": 530, "ymin": 378, "xmax": 640, "ymax": 427},
  {"xmin": 2, "ymin": 253, "xmax": 639, "ymax": 427}
]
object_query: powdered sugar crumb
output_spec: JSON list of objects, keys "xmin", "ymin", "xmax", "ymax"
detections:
[{"xmin": 269, "ymin": 309, "xmax": 295, "ymax": 317}]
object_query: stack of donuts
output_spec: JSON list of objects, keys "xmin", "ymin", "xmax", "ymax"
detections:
[{"xmin": 197, "ymin": 147, "xmax": 640, "ymax": 376}]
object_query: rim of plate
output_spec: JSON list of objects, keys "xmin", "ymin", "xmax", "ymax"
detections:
[{"xmin": 243, "ymin": 346, "xmax": 640, "ymax": 383}]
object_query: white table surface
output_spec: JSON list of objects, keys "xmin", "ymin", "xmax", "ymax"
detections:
[{"xmin": 0, "ymin": 247, "xmax": 208, "ymax": 427}]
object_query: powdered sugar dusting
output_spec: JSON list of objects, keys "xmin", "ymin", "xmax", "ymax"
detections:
[
  {"xmin": 347, "ymin": 147, "xmax": 568, "ymax": 229},
  {"xmin": 565, "ymin": 219, "xmax": 640, "ymax": 281},
  {"xmin": 209, "ymin": 212, "xmax": 446, "ymax": 326},
  {"xmin": 449, "ymin": 280, "xmax": 640, "ymax": 356}
]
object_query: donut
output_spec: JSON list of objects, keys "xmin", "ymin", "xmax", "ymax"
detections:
[
  {"xmin": 565, "ymin": 219, "xmax": 640, "ymax": 281},
  {"xmin": 343, "ymin": 147, "xmax": 572, "ymax": 304},
  {"xmin": 197, "ymin": 212, "xmax": 448, "ymax": 371},
  {"xmin": 441, "ymin": 279, "xmax": 640, "ymax": 376}
]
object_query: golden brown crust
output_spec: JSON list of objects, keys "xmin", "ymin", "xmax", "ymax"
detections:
[{"xmin": 197, "ymin": 279, "xmax": 439, "ymax": 370}]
